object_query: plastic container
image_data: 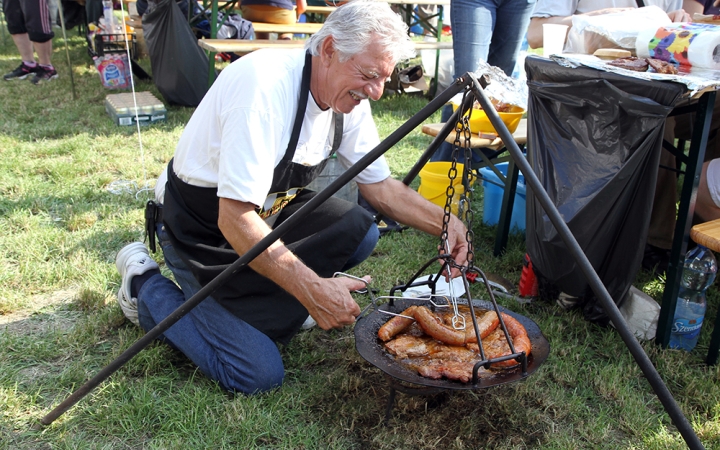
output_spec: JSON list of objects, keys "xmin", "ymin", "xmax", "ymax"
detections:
[
  {"xmin": 103, "ymin": 0, "xmax": 116, "ymax": 32},
  {"xmin": 669, "ymin": 245, "xmax": 717, "ymax": 351},
  {"xmin": 451, "ymin": 102, "xmax": 524, "ymax": 135},
  {"xmin": 95, "ymin": 54, "xmax": 131, "ymax": 90},
  {"xmin": 418, "ymin": 162, "xmax": 475, "ymax": 215},
  {"xmin": 94, "ymin": 31, "xmax": 137, "ymax": 59},
  {"xmin": 306, "ymin": 155, "xmax": 358, "ymax": 204},
  {"xmin": 478, "ymin": 162, "xmax": 526, "ymax": 232}
]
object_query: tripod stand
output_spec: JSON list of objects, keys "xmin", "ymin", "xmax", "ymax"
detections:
[{"xmin": 39, "ymin": 72, "xmax": 705, "ymax": 449}]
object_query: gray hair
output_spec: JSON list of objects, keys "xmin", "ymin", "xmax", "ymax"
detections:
[{"xmin": 305, "ymin": 0, "xmax": 416, "ymax": 64}]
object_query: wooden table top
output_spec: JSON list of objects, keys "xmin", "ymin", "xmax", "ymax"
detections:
[
  {"xmin": 197, "ymin": 38, "xmax": 452, "ymax": 54},
  {"xmin": 691, "ymin": 219, "xmax": 720, "ymax": 251},
  {"xmin": 384, "ymin": 0, "xmax": 449, "ymax": 6},
  {"xmin": 251, "ymin": 22, "xmax": 323, "ymax": 34},
  {"xmin": 421, "ymin": 119, "xmax": 527, "ymax": 150}
]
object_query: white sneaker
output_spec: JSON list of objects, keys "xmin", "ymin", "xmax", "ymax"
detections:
[{"xmin": 115, "ymin": 242, "xmax": 159, "ymax": 326}]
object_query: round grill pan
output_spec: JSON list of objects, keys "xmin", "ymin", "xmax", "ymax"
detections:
[{"xmin": 354, "ymin": 297, "xmax": 550, "ymax": 390}]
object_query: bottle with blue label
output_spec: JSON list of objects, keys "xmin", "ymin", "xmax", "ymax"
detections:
[{"xmin": 669, "ymin": 245, "xmax": 717, "ymax": 351}]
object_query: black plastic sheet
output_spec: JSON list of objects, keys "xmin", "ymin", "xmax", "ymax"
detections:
[
  {"xmin": 143, "ymin": 0, "xmax": 211, "ymax": 106},
  {"xmin": 524, "ymin": 56, "xmax": 685, "ymax": 323}
]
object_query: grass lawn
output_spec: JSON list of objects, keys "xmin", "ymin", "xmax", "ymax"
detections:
[{"xmin": 2, "ymin": 29, "xmax": 720, "ymax": 449}]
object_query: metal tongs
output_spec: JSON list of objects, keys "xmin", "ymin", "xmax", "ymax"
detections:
[
  {"xmin": 441, "ymin": 237, "xmax": 467, "ymax": 331},
  {"xmin": 333, "ymin": 272, "xmax": 452, "ymax": 322}
]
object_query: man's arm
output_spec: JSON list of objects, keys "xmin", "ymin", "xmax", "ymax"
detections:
[
  {"xmin": 527, "ymin": 16, "xmax": 574, "ymax": 49},
  {"xmin": 358, "ymin": 177, "xmax": 469, "ymax": 278},
  {"xmin": 217, "ymin": 197, "xmax": 368, "ymax": 330},
  {"xmin": 527, "ymin": 7, "xmax": 688, "ymax": 50},
  {"xmin": 683, "ymin": 0, "xmax": 705, "ymax": 15}
]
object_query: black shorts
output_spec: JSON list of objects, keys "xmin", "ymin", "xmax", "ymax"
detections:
[{"xmin": 3, "ymin": 0, "xmax": 54, "ymax": 43}]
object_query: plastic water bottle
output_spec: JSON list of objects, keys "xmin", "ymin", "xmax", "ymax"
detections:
[
  {"xmin": 102, "ymin": 0, "xmax": 115, "ymax": 32},
  {"xmin": 669, "ymin": 245, "xmax": 717, "ymax": 351}
]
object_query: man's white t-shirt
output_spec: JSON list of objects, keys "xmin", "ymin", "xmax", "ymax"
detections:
[
  {"xmin": 167, "ymin": 49, "xmax": 390, "ymax": 209},
  {"xmin": 532, "ymin": 0, "xmax": 683, "ymax": 17}
]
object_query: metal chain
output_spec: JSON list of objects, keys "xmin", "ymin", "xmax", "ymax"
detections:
[{"xmin": 440, "ymin": 89, "xmax": 476, "ymax": 271}]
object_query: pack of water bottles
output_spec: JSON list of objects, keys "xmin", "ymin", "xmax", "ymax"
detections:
[{"xmin": 669, "ymin": 245, "xmax": 718, "ymax": 351}]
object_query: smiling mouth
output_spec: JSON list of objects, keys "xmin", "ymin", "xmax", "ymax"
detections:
[{"xmin": 349, "ymin": 91, "xmax": 366, "ymax": 101}]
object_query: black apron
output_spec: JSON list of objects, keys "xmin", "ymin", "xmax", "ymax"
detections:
[{"xmin": 162, "ymin": 51, "xmax": 373, "ymax": 344}]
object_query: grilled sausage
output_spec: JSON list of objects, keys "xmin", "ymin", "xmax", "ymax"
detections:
[
  {"xmin": 465, "ymin": 310, "xmax": 500, "ymax": 343},
  {"xmin": 482, "ymin": 313, "xmax": 531, "ymax": 367},
  {"xmin": 377, "ymin": 305, "xmax": 417, "ymax": 341},
  {"xmin": 414, "ymin": 305, "xmax": 467, "ymax": 346}
]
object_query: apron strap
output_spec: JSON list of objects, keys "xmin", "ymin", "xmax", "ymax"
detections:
[
  {"xmin": 283, "ymin": 51, "xmax": 345, "ymax": 162},
  {"xmin": 282, "ymin": 51, "xmax": 313, "ymax": 163},
  {"xmin": 330, "ymin": 113, "xmax": 344, "ymax": 157}
]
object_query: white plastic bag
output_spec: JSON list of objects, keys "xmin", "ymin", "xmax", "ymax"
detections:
[{"xmin": 566, "ymin": 5, "xmax": 672, "ymax": 54}]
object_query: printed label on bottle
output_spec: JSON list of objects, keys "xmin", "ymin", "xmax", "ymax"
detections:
[{"xmin": 671, "ymin": 317, "xmax": 704, "ymax": 337}]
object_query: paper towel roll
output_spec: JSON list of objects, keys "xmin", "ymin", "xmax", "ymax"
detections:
[{"xmin": 636, "ymin": 23, "xmax": 720, "ymax": 70}]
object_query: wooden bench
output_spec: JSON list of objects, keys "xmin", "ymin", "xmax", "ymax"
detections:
[
  {"xmin": 304, "ymin": 5, "xmax": 336, "ymax": 16},
  {"xmin": 198, "ymin": 38, "xmax": 452, "ymax": 55},
  {"xmin": 250, "ymin": 22, "xmax": 324, "ymax": 35}
]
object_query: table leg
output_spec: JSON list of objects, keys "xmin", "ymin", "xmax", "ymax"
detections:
[
  {"xmin": 494, "ymin": 156, "xmax": 520, "ymax": 256},
  {"xmin": 429, "ymin": 5, "xmax": 443, "ymax": 98},
  {"xmin": 656, "ymin": 91, "xmax": 716, "ymax": 347}
]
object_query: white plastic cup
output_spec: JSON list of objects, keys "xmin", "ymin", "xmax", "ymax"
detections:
[{"xmin": 543, "ymin": 24, "xmax": 568, "ymax": 57}]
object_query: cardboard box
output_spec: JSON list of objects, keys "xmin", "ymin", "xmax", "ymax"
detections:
[{"xmin": 105, "ymin": 92, "xmax": 167, "ymax": 126}]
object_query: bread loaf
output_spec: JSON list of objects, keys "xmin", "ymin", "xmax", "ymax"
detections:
[{"xmin": 593, "ymin": 48, "xmax": 632, "ymax": 60}]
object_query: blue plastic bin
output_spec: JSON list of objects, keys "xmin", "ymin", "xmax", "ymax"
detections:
[{"xmin": 478, "ymin": 162, "xmax": 526, "ymax": 232}]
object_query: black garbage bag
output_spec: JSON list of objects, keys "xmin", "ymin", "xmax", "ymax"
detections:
[
  {"xmin": 143, "ymin": 0, "xmax": 212, "ymax": 106},
  {"xmin": 524, "ymin": 56, "xmax": 685, "ymax": 324}
]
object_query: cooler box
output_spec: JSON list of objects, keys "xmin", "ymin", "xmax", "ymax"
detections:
[{"xmin": 479, "ymin": 162, "xmax": 526, "ymax": 232}]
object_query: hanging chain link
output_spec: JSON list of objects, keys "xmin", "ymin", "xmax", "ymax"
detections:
[
  {"xmin": 440, "ymin": 89, "xmax": 476, "ymax": 271},
  {"xmin": 438, "ymin": 89, "xmax": 477, "ymax": 331}
]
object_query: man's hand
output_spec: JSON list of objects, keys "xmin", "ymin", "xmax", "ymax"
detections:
[
  {"xmin": 298, "ymin": 275, "xmax": 371, "ymax": 330},
  {"xmin": 440, "ymin": 214, "xmax": 470, "ymax": 279}
]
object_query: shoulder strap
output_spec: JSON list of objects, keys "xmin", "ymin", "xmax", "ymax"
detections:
[
  {"xmin": 329, "ymin": 113, "xmax": 344, "ymax": 157},
  {"xmin": 282, "ymin": 51, "xmax": 313, "ymax": 163}
]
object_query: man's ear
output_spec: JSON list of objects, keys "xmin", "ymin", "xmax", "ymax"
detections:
[{"xmin": 319, "ymin": 36, "xmax": 336, "ymax": 66}]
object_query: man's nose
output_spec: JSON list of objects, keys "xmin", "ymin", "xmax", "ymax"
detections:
[{"xmin": 366, "ymin": 78, "xmax": 385, "ymax": 101}]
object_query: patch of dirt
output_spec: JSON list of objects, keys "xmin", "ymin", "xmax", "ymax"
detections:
[{"xmin": 0, "ymin": 289, "xmax": 80, "ymax": 336}]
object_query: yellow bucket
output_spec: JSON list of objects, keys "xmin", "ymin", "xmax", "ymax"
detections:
[{"xmin": 418, "ymin": 162, "xmax": 475, "ymax": 215}]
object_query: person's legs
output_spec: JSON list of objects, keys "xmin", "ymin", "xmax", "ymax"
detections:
[
  {"xmin": 342, "ymin": 222, "xmax": 379, "ymax": 271},
  {"xmin": 11, "ymin": 33, "xmax": 35, "ymax": 62},
  {"xmin": 450, "ymin": 0, "xmax": 494, "ymax": 79},
  {"xmin": 139, "ymin": 224, "xmax": 285, "ymax": 394},
  {"xmin": 240, "ymin": 5, "xmax": 296, "ymax": 39},
  {"xmin": 486, "ymin": 0, "xmax": 534, "ymax": 77},
  {"xmin": 34, "ymin": 40, "xmax": 52, "ymax": 66}
]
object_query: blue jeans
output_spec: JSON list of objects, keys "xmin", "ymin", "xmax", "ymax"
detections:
[
  {"xmin": 137, "ymin": 221, "xmax": 379, "ymax": 394},
  {"xmin": 431, "ymin": 0, "xmax": 534, "ymax": 162},
  {"xmin": 451, "ymin": 0, "xmax": 535, "ymax": 78}
]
